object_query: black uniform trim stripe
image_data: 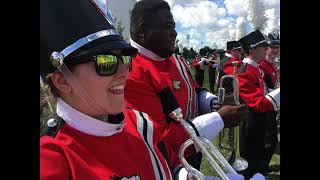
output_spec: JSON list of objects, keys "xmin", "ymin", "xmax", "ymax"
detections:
[
  {"xmin": 174, "ymin": 54, "xmax": 193, "ymax": 120},
  {"xmin": 267, "ymin": 94, "xmax": 279, "ymax": 109}
]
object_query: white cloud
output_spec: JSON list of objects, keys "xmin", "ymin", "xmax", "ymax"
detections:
[
  {"xmin": 171, "ymin": 1, "xmax": 225, "ymax": 28},
  {"xmin": 204, "ymin": 28, "xmax": 231, "ymax": 49},
  {"xmin": 224, "ymin": 0, "xmax": 247, "ymax": 16},
  {"xmin": 165, "ymin": 0, "xmax": 208, "ymax": 7},
  {"xmin": 176, "ymin": 28, "xmax": 202, "ymax": 51}
]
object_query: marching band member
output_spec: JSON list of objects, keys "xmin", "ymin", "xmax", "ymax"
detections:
[
  {"xmin": 236, "ymin": 30, "xmax": 280, "ymax": 179},
  {"xmin": 191, "ymin": 53, "xmax": 205, "ymax": 87},
  {"xmin": 40, "ymin": 0, "xmax": 179, "ymax": 179},
  {"xmin": 259, "ymin": 34, "xmax": 280, "ymax": 90},
  {"xmin": 125, "ymin": 0, "xmax": 248, "ymax": 171},
  {"xmin": 258, "ymin": 33, "xmax": 280, "ymax": 174},
  {"xmin": 220, "ymin": 41, "xmax": 243, "ymax": 76},
  {"xmin": 208, "ymin": 49, "xmax": 224, "ymax": 93}
]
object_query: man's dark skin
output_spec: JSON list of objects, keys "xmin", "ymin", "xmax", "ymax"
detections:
[{"xmin": 131, "ymin": 7, "xmax": 248, "ymax": 128}]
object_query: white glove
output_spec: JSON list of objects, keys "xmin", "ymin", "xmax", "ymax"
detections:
[
  {"xmin": 265, "ymin": 88, "xmax": 280, "ymax": 111},
  {"xmin": 212, "ymin": 173, "xmax": 245, "ymax": 180},
  {"xmin": 249, "ymin": 173, "xmax": 265, "ymax": 180},
  {"xmin": 268, "ymin": 88, "xmax": 275, "ymax": 93},
  {"xmin": 198, "ymin": 91, "xmax": 216, "ymax": 114}
]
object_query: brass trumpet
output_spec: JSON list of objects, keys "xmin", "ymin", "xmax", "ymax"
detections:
[
  {"xmin": 212, "ymin": 61, "xmax": 248, "ymax": 172},
  {"xmin": 170, "ymin": 108, "xmax": 237, "ymax": 180}
]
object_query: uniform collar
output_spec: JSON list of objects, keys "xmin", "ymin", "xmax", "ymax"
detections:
[
  {"xmin": 225, "ymin": 53, "xmax": 234, "ymax": 58},
  {"xmin": 266, "ymin": 56, "xmax": 275, "ymax": 64},
  {"xmin": 56, "ymin": 98, "xmax": 125, "ymax": 137},
  {"xmin": 243, "ymin": 58, "xmax": 259, "ymax": 68},
  {"xmin": 130, "ymin": 38, "xmax": 166, "ymax": 61}
]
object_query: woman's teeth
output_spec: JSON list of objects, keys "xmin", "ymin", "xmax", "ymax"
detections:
[{"xmin": 110, "ymin": 84, "xmax": 124, "ymax": 91}]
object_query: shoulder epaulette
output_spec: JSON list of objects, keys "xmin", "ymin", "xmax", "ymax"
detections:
[{"xmin": 41, "ymin": 116, "xmax": 66, "ymax": 138}]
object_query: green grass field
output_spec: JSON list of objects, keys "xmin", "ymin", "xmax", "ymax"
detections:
[{"xmin": 187, "ymin": 64, "xmax": 280, "ymax": 179}]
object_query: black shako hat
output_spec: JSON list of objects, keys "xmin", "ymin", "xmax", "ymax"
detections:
[
  {"xmin": 226, "ymin": 41, "xmax": 241, "ymax": 51},
  {"xmin": 40, "ymin": 0, "xmax": 137, "ymax": 77},
  {"xmin": 214, "ymin": 49, "xmax": 225, "ymax": 54},
  {"xmin": 267, "ymin": 33, "xmax": 280, "ymax": 45},
  {"xmin": 239, "ymin": 30, "xmax": 268, "ymax": 52}
]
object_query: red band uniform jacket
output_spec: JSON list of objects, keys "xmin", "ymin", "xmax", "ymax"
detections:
[{"xmin": 41, "ymin": 100, "xmax": 187, "ymax": 180}]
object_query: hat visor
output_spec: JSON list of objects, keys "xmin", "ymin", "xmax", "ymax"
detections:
[
  {"xmin": 82, "ymin": 40, "xmax": 138, "ymax": 56},
  {"xmin": 232, "ymin": 47, "xmax": 241, "ymax": 50},
  {"xmin": 64, "ymin": 39, "xmax": 138, "ymax": 67},
  {"xmin": 251, "ymin": 40, "xmax": 268, "ymax": 48},
  {"xmin": 268, "ymin": 40, "xmax": 280, "ymax": 45}
]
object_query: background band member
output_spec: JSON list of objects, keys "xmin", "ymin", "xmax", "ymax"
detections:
[
  {"xmin": 208, "ymin": 49, "xmax": 225, "ymax": 93},
  {"xmin": 220, "ymin": 41, "xmax": 243, "ymax": 77},
  {"xmin": 259, "ymin": 34, "xmax": 280, "ymax": 90},
  {"xmin": 236, "ymin": 30, "xmax": 280, "ymax": 179},
  {"xmin": 259, "ymin": 33, "xmax": 280, "ymax": 174},
  {"xmin": 191, "ymin": 53, "xmax": 206, "ymax": 87}
]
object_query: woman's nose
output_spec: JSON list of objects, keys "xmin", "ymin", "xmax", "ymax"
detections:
[{"xmin": 116, "ymin": 61, "xmax": 129, "ymax": 76}]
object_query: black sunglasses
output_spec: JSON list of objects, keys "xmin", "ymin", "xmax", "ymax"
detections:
[{"xmin": 68, "ymin": 54, "xmax": 132, "ymax": 76}]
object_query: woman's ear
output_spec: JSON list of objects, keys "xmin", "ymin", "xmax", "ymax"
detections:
[
  {"xmin": 137, "ymin": 22, "xmax": 146, "ymax": 39},
  {"xmin": 50, "ymin": 71, "xmax": 72, "ymax": 94}
]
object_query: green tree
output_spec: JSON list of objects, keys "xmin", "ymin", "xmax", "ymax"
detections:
[
  {"xmin": 182, "ymin": 47, "xmax": 190, "ymax": 58},
  {"xmin": 189, "ymin": 48, "xmax": 196, "ymax": 58}
]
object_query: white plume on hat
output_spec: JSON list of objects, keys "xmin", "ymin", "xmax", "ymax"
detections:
[
  {"xmin": 244, "ymin": 0, "xmax": 267, "ymax": 30},
  {"xmin": 229, "ymin": 29, "xmax": 236, "ymax": 41},
  {"xmin": 264, "ymin": 8, "xmax": 280, "ymax": 36},
  {"xmin": 235, "ymin": 17, "xmax": 247, "ymax": 40}
]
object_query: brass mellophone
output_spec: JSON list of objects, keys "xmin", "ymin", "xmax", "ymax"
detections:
[{"xmin": 213, "ymin": 61, "xmax": 248, "ymax": 172}]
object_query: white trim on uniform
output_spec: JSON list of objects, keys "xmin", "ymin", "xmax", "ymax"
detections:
[
  {"xmin": 173, "ymin": 54, "xmax": 194, "ymax": 120},
  {"xmin": 134, "ymin": 110, "xmax": 170, "ymax": 180}
]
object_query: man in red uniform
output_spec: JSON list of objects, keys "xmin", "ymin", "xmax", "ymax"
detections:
[
  {"xmin": 258, "ymin": 33, "xmax": 280, "ymax": 174},
  {"xmin": 125, "ymin": 0, "xmax": 249, "ymax": 171},
  {"xmin": 237, "ymin": 30, "xmax": 280, "ymax": 179}
]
